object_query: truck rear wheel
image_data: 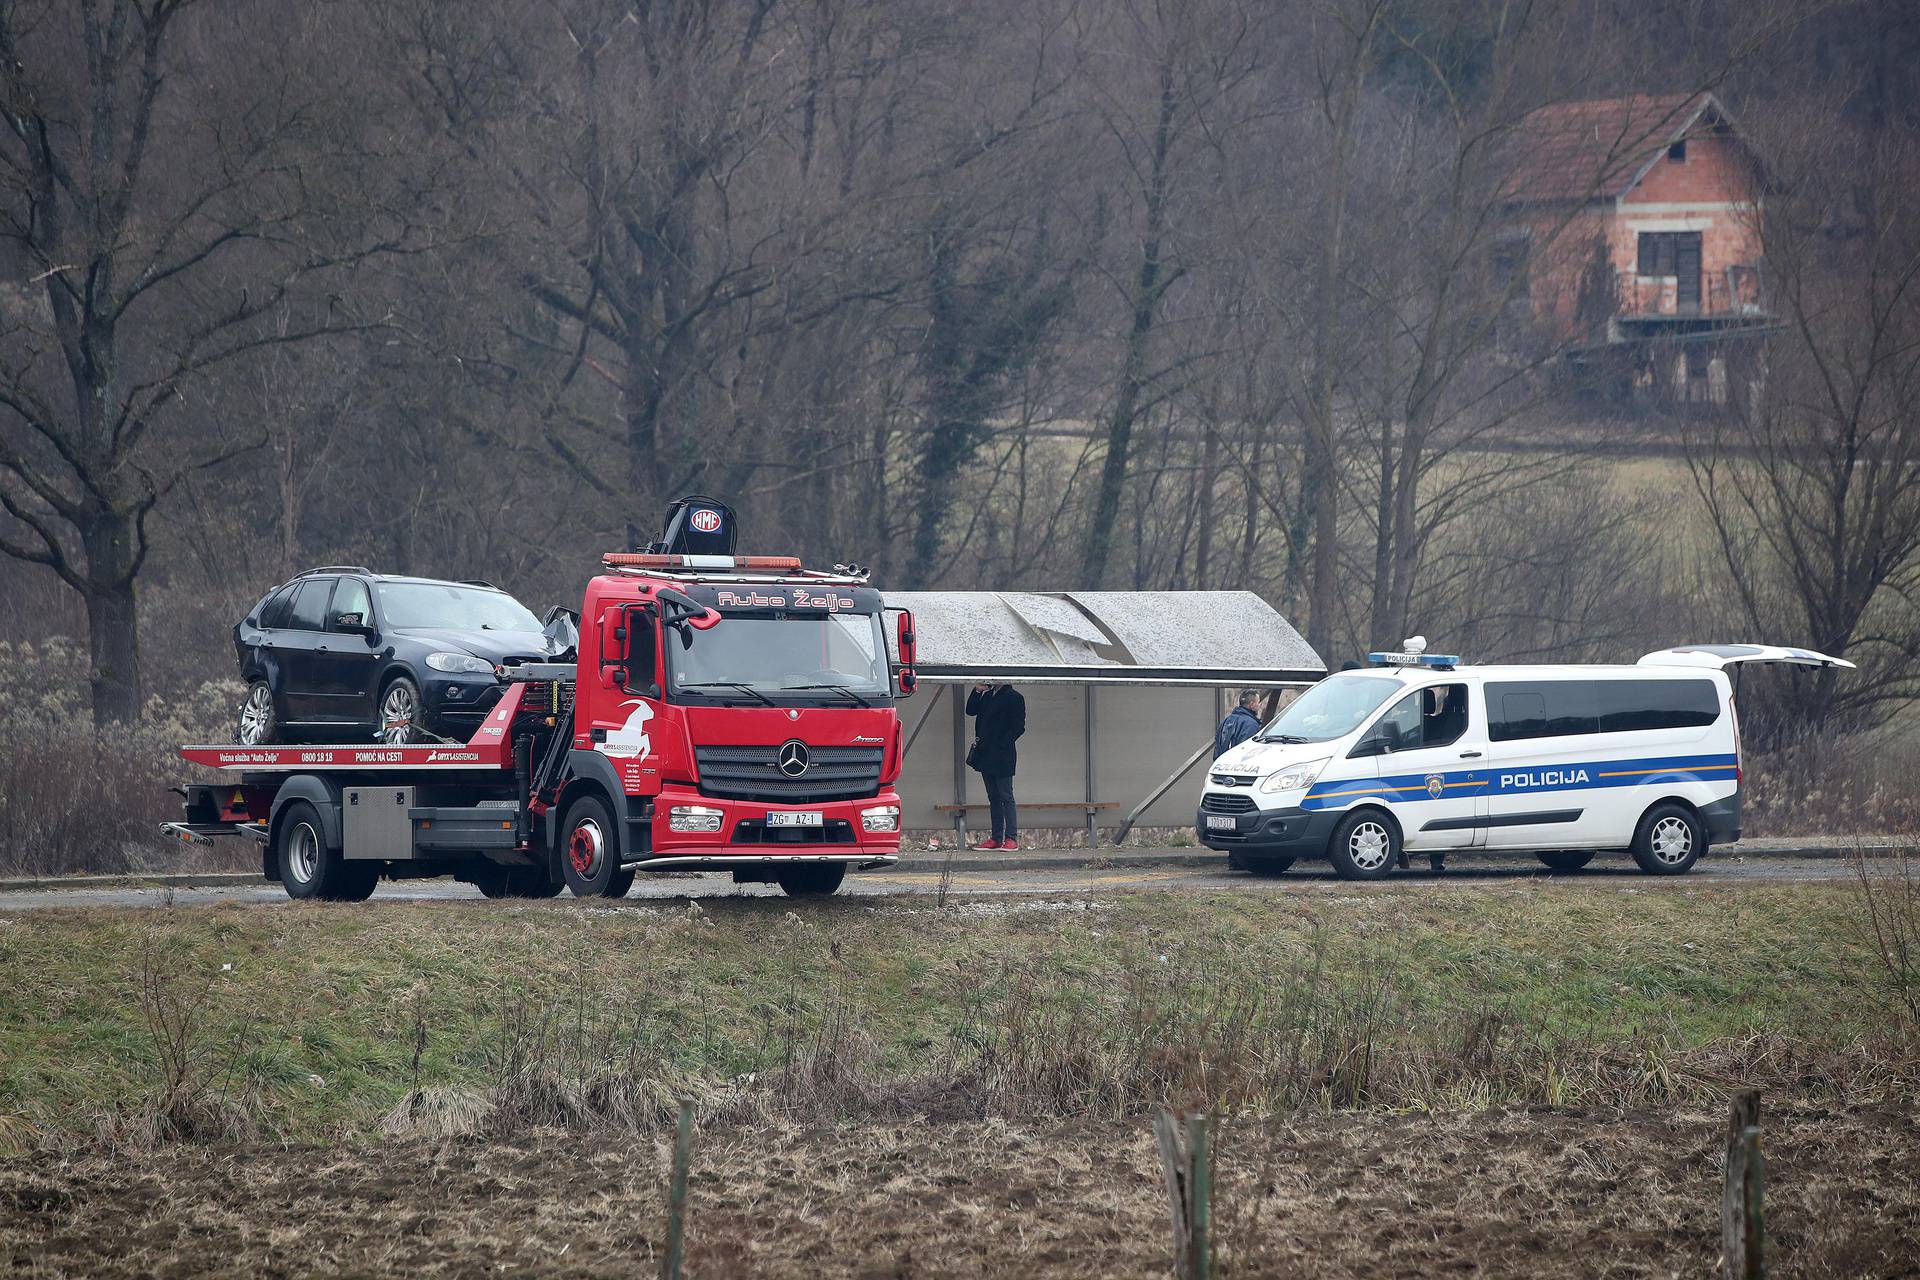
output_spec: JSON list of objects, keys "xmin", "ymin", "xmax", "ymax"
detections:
[
  {"xmin": 775, "ymin": 864, "xmax": 846, "ymax": 897},
  {"xmin": 278, "ymin": 801, "xmax": 341, "ymax": 900},
  {"xmin": 561, "ymin": 796, "xmax": 630, "ymax": 898}
]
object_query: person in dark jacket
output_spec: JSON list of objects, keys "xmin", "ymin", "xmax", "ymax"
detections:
[
  {"xmin": 966, "ymin": 682, "xmax": 1026, "ymax": 850},
  {"xmin": 1214, "ymin": 690, "xmax": 1264, "ymax": 759}
]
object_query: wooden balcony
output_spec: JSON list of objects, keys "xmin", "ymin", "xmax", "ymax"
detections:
[{"xmin": 1614, "ymin": 264, "xmax": 1767, "ymax": 322}]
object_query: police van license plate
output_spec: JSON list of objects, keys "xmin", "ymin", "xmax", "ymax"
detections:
[
  {"xmin": 767, "ymin": 811, "xmax": 824, "ymax": 828},
  {"xmin": 1206, "ymin": 815, "xmax": 1238, "ymax": 831}
]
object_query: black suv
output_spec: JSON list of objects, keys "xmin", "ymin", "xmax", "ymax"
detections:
[{"xmin": 233, "ymin": 568, "xmax": 559, "ymax": 745}]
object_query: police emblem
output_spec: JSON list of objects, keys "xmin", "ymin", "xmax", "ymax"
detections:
[{"xmin": 1425, "ymin": 774, "xmax": 1446, "ymax": 799}]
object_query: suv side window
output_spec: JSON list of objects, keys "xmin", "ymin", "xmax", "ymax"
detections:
[
  {"xmin": 286, "ymin": 578, "xmax": 333, "ymax": 632},
  {"xmin": 259, "ymin": 585, "xmax": 296, "ymax": 628},
  {"xmin": 329, "ymin": 578, "xmax": 373, "ymax": 631},
  {"xmin": 1363, "ymin": 683, "xmax": 1469, "ymax": 754}
]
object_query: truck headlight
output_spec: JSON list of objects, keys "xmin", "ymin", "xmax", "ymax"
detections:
[
  {"xmin": 860, "ymin": 805, "xmax": 900, "ymax": 833},
  {"xmin": 668, "ymin": 805, "xmax": 725, "ymax": 833},
  {"xmin": 426, "ymin": 652, "xmax": 496, "ymax": 675},
  {"xmin": 1258, "ymin": 757, "xmax": 1329, "ymax": 794}
]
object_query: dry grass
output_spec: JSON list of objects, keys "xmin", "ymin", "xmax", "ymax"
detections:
[
  {"xmin": 1, "ymin": 1104, "xmax": 1915, "ymax": 1277},
  {"xmin": 0, "ymin": 883, "xmax": 1914, "ymax": 1274},
  {"xmin": 1853, "ymin": 848, "xmax": 1920, "ymax": 1039},
  {"xmin": 1, "ymin": 883, "xmax": 1911, "ymax": 1148}
]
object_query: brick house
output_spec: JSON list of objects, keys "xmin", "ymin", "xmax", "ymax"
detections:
[{"xmin": 1501, "ymin": 92, "xmax": 1773, "ymax": 400}]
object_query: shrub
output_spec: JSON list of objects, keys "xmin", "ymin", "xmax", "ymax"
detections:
[{"xmin": 0, "ymin": 639, "xmax": 247, "ymax": 877}]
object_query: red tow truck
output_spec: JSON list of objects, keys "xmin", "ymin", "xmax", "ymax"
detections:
[{"xmin": 168, "ymin": 499, "xmax": 917, "ymax": 900}]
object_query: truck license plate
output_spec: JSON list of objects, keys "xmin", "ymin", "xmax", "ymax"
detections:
[
  {"xmin": 767, "ymin": 811, "xmax": 824, "ymax": 828},
  {"xmin": 1206, "ymin": 815, "xmax": 1238, "ymax": 831}
]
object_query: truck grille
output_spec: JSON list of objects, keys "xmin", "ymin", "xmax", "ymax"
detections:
[
  {"xmin": 694, "ymin": 745, "xmax": 884, "ymax": 803},
  {"xmin": 1200, "ymin": 793, "xmax": 1257, "ymax": 815}
]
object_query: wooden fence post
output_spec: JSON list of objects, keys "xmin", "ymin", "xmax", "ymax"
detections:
[
  {"xmin": 1153, "ymin": 1109, "xmax": 1213, "ymax": 1280},
  {"xmin": 661, "ymin": 1098, "xmax": 696, "ymax": 1280},
  {"xmin": 1722, "ymin": 1089, "xmax": 1763, "ymax": 1280}
]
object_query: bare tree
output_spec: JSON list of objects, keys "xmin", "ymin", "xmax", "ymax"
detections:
[
  {"xmin": 0, "ymin": 0, "xmax": 405, "ymax": 724},
  {"xmin": 1685, "ymin": 104, "xmax": 1920, "ymax": 732}
]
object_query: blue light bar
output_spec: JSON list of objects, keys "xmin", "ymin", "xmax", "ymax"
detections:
[{"xmin": 1367, "ymin": 651, "xmax": 1462, "ymax": 669}]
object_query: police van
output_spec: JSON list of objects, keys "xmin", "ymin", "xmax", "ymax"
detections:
[{"xmin": 1198, "ymin": 640, "xmax": 1852, "ymax": 880}]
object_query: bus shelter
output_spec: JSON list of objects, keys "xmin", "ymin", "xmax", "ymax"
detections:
[{"xmin": 880, "ymin": 591, "xmax": 1325, "ymax": 843}]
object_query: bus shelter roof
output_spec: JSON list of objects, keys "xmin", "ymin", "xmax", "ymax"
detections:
[{"xmin": 880, "ymin": 590, "xmax": 1325, "ymax": 687}]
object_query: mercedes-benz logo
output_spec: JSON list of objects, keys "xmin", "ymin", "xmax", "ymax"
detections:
[{"xmin": 777, "ymin": 739, "xmax": 810, "ymax": 777}]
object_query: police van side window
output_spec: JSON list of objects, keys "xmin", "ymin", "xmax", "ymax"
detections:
[
  {"xmin": 1488, "ymin": 681, "xmax": 1596, "ymax": 741},
  {"xmin": 1491, "ymin": 679, "xmax": 1720, "ymax": 741},
  {"xmin": 1594, "ymin": 679, "xmax": 1720, "ymax": 732}
]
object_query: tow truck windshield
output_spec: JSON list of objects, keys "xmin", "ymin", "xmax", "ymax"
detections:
[
  {"xmin": 668, "ymin": 612, "xmax": 890, "ymax": 704},
  {"xmin": 1255, "ymin": 672, "xmax": 1400, "ymax": 744}
]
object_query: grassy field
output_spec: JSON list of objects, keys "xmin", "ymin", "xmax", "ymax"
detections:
[{"xmin": 1, "ymin": 879, "xmax": 1916, "ymax": 1275}]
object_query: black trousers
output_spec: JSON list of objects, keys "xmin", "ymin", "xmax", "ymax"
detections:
[{"xmin": 981, "ymin": 772, "xmax": 1018, "ymax": 841}]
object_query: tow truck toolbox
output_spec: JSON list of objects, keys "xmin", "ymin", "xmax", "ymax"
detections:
[{"xmin": 167, "ymin": 497, "xmax": 918, "ymax": 901}]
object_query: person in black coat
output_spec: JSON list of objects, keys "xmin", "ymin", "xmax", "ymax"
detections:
[{"xmin": 965, "ymin": 682, "xmax": 1026, "ymax": 850}]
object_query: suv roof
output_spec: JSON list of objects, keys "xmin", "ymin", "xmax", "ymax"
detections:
[{"xmin": 285, "ymin": 568, "xmax": 510, "ymax": 592}]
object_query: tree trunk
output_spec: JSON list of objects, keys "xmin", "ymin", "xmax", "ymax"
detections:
[
  {"xmin": 1195, "ymin": 416, "xmax": 1219, "ymax": 589},
  {"xmin": 80, "ymin": 504, "xmax": 142, "ymax": 727},
  {"xmin": 1079, "ymin": 58, "xmax": 1178, "ymax": 589}
]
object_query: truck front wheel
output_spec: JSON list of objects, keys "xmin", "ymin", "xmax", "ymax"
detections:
[
  {"xmin": 561, "ymin": 796, "xmax": 632, "ymax": 898},
  {"xmin": 775, "ymin": 864, "xmax": 846, "ymax": 897}
]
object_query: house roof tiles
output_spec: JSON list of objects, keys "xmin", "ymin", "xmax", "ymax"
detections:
[{"xmin": 1509, "ymin": 92, "xmax": 1719, "ymax": 203}]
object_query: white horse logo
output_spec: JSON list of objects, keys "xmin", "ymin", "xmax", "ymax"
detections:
[{"xmin": 599, "ymin": 699, "xmax": 654, "ymax": 761}]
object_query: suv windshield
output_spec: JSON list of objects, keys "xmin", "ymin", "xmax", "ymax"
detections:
[
  {"xmin": 668, "ymin": 613, "xmax": 890, "ymax": 703},
  {"xmin": 1256, "ymin": 673, "xmax": 1401, "ymax": 744},
  {"xmin": 376, "ymin": 581, "xmax": 541, "ymax": 632}
]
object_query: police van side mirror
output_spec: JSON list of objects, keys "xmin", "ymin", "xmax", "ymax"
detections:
[{"xmin": 1350, "ymin": 733, "xmax": 1392, "ymax": 758}]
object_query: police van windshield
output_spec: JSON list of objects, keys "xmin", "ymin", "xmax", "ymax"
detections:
[
  {"xmin": 1256, "ymin": 673, "xmax": 1401, "ymax": 744},
  {"xmin": 668, "ymin": 612, "xmax": 890, "ymax": 704}
]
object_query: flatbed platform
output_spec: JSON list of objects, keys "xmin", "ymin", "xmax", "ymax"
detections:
[
  {"xmin": 178, "ymin": 743, "xmax": 510, "ymax": 772},
  {"xmin": 179, "ymin": 683, "xmax": 529, "ymax": 773}
]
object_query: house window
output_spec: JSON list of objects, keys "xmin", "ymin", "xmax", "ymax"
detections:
[
  {"xmin": 1638, "ymin": 231, "xmax": 1699, "ymax": 277},
  {"xmin": 1668, "ymin": 140, "xmax": 1688, "ymax": 162}
]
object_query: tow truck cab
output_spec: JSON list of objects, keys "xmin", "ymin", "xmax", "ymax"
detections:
[
  {"xmin": 571, "ymin": 560, "xmax": 909, "ymax": 884},
  {"xmin": 170, "ymin": 496, "xmax": 914, "ymax": 901}
]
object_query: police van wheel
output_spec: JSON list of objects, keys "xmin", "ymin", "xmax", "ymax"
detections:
[
  {"xmin": 1535, "ymin": 850, "xmax": 1594, "ymax": 873},
  {"xmin": 1328, "ymin": 810, "xmax": 1398, "ymax": 881},
  {"xmin": 1631, "ymin": 804, "xmax": 1703, "ymax": 875},
  {"xmin": 1242, "ymin": 856, "xmax": 1294, "ymax": 877}
]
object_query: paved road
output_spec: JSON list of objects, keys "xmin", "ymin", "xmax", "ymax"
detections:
[{"xmin": 0, "ymin": 852, "xmax": 1877, "ymax": 912}]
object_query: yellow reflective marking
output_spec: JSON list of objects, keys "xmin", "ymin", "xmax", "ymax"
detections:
[{"xmin": 1595, "ymin": 764, "xmax": 1736, "ymax": 778}]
